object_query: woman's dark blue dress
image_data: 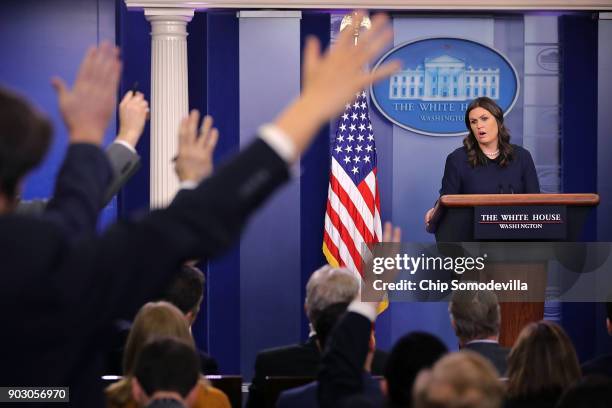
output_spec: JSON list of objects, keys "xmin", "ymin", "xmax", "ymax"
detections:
[{"xmin": 439, "ymin": 145, "xmax": 540, "ymax": 195}]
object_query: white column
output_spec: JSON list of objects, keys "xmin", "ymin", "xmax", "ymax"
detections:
[{"xmin": 145, "ymin": 8, "xmax": 194, "ymax": 208}]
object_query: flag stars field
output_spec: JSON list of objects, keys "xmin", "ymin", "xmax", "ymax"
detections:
[{"xmin": 323, "ymin": 91, "xmax": 383, "ymax": 279}]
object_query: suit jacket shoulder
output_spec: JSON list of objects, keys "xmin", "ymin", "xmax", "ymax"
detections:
[
  {"xmin": 104, "ymin": 142, "xmax": 140, "ymax": 203},
  {"xmin": 276, "ymin": 382, "xmax": 317, "ymax": 408},
  {"xmin": 14, "ymin": 199, "xmax": 47, "ymax": 215},
  {"xmin": 582, "ymin": 354, "xmax": 612, "ymax": 378},
  {"xmin": 464, "ymin": 342, "xmax": 509, "ymax": 376},
  {"xmin": 15, "ymin": 142, "xmax": 139, "ymax": 216},
  {"xmin": 247, "ymin": 339, "xmax": 319, "ymax": 408},
  {"xmin": 255, "ymin": 339, "xmax": 320, "ymax": 376},
  {"xmin": 448, "ymin": 146, "xmax": 468, "ymax": 160}
]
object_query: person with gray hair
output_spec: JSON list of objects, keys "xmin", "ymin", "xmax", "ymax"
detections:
[
  {"xmin": 449, "ymin": 289, "xmax": 509, "ymax": 376},
  {"xmin": 304, "ymin": 265, "xmax": 359, "ymax": 332},
  {"xmin": 246, "ymin": 265, "xmax": 387, "ymax": 408}
]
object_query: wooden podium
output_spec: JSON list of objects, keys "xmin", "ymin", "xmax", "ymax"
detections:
[{"xmin": 427, "ymin": 193, "xmax": 599, "ymax": 347}]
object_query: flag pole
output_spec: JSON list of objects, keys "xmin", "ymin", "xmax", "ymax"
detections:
[
  {"xmin": 353, "ymin": 12, "xmax": 360, "ymax": 46},
  {"xmin": 340, "ymin": 12, "xmax": 371, "ymax": 46}
]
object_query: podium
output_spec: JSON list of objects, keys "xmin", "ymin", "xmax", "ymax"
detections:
[{"xmin": 427, "ymin": 193, "xmax": 599, "ymax": 347}]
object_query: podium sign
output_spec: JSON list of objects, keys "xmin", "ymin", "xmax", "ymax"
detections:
[
  {"xmin": 429, "ymin": 193, "xmax": 598, "ymax": 346},
  {"xmin": 474, "ymin": 205, "xmax": 567, "ymax": 240}
]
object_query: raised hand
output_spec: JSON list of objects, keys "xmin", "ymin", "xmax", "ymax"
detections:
[
  {"xmin": 362, "ymin": 221, "xmax": 402, "ymax": 304},
  {"xmin": 274, "ymin": 11, "xmax": 400, "ymax": 158},
  {"xmin": 302, "ymin": 12, "xmax": 399, "ymax": 118},
  {"xmin": 52, "ymin": 42, "xmax": 121, "ymax": 145},
  {"xmin": 175, "ymin": 110, "xmax": 219, "ymax": 184},
  {"xmin": 116, "ymin": 91, "xmax": 149, "ymax": 148}
]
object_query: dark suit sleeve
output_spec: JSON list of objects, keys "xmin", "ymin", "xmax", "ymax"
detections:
[
  {"xmin": 15, "ymin": 142, "xmax": 138, "ymax": 216},
  {"xmin": 318, "ymin": 312, "xmax": 371, "ymax": 408},
  {"xmin": 103, "ymin": 142, "xmax": 140, "ymax": 204},
  {"xmin": 14, "ymin": 199, "xmax": 48, "ymax": 216},
  {"xmin": 69, "ymin": 138, "xmax": 290, "ymax": 325},
  {"xmin": 104, "ymin": 143, "xmax": 140, "ymax": 205},
  {"xmin": 44, "ymin": 144, "xmax": 112, "ymax": 236},
  {"xmin": 521, "ymin": 148, "xmax": 540, "ymax": 193},
  {"xmin": 440, "ymin": 153, "xmax": 461, "ymax": 196}
]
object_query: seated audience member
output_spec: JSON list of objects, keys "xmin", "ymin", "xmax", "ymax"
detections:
[
  {"xmin": 383, "ymin": 332, "xmax": 448, "ymax": 408},
  {"xmin": 108, "ymin": 265, "xmax": 218, "ymax": 375},
  {"xmin": 247, "ymin": 265, "xmax": 388, "ymax": 407},
  {"xmin": 276, "ymin": 302, "xmax": 384, "ymax": 408},
  {"xmin": 0, "ymin": 12, "xmax": 399, "ymax": 407},
  {"xmin": 413, "ymin": 351, "xmax": 504, "ymax": 408},
  {"xmin": 556, "ymin": 376, "xmax": 612, "ymax": 408},
  {"xmin": 161, "ymin": 265, "xmax": 206, "ymax": 328},
  {"xmin": 581, "ymin": 302, "xmax": 612, "ymax": 378},
  {"xmin": 449, "ymin": 289, "xmax": 509, "ymax": 376},
  {"xmin": 16, "ymin": 90, "xmax": 148, "ymax": 214},
  {"xmin": 316, "ymin": 223, "xmax": 401, "ymax": 408},
  {"xmin": 505, "ymin": 321, "xmax": 581, "ymax": 408},
  {"xmin": 106, "ymin": 302, "xmax": 230, "ymax": 408},
  {"xmin": 161, "ymin": 264, "xmax": 218, "ymax": 373},
  {"xmin": 131, "ymin": 337, "xmax": 201, "ymax": 408}
]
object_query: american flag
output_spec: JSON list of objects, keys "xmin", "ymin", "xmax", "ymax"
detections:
[{"xmin": 323, "ymin": 90, "xmax": 382, "ymax": 278}]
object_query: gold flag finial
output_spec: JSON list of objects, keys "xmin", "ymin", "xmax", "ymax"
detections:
[{"xmin": 340, "ymin": 12, "xmax": 371, "ymax": 45}]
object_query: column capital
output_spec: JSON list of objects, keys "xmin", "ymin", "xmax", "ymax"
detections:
[
  {"xmin": 145, "ymin": 8, "xmax": 194, "ymax": 38},
  {"xmin": 144, "ymin": 7, "xmax": 194, "ymax": 22}
]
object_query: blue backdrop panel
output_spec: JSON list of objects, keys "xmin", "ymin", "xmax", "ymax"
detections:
[
  {"xmin": 299, "ymin": 12, "xmax": 332, "ymax": 341},
  {"xmin": 0, "ymin": 0, "xmax": 117, "ymax": 226},
  {"xmin": 367, "ymin": 34, "xmax": 396, "ymax": 352},
  {"xmin": 368, "ymin": 103, "xmax": 395, "ymax": 351},
  {"xmin": 116, "ymin": 2, "xmax": 151, "ymax": 215},
  {"xmin": 368, "ymin": 23, "xmax": 406, "ymax": 350},
  {"xmin": 185, "ymin": 11, "xmax": 212, "ymax": 360},
  {"xmin": 0, "ymin": 0, "xmax": 116, "ymax": 223},
  {"xmin": 205, "ymin": 11, "xmax": 242, "ymax": 374},
  {"xmin": 493, "ymin": 16, "xmax": 524, "ymax": 147},
  {"xmin": 560, "ymin": 14, "xmax": 597, "ymax": 237},
  {"xmin": 238, "ymin": 12, "xmax": 303, "ymax": 380},
  {"xmin": 596, "ymin": 21, "xmax": 612, "ymax": 361},
  {"xmin": 559, "ymin": 14, "xmax": 600, "ymax": 363},
  {"xmin": 598, "ymin": 19, "xmax": 612, "ymax": 242}
]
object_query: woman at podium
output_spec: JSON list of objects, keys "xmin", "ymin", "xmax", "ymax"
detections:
[{"xmin": 425, "ymin": 97, "xmax": 540, "ymax": 226}]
